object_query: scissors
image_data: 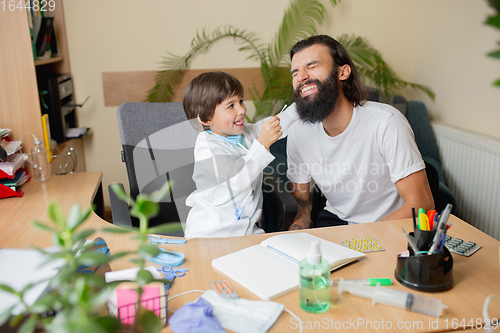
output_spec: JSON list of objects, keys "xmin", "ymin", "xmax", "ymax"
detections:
[
  {"xmin": 158, "ymin": 266, "xmax": 189, "ymax": 285},
  {"xmin": 148, "ymin": 235, "xmax": 187, "ymax": 245},
  {"xmin": 159, "ymin": 265, "xmax": 189, "ymax": 277}
]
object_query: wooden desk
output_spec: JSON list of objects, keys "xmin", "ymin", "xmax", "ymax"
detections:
[{"xmin": 2, "ymin": 172, "xmax": 500, "ymax": 332}]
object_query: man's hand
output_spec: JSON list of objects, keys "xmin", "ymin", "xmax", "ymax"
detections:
[
  {"xmin": 257, "ymin": 116, "xmax": 282, "ymax": 149},
  {"xmin": 288, "ymin": 182, "xmax": 312, "ymax": 230}
]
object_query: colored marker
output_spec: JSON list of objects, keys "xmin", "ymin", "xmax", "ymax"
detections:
[
  {"xmin": 419, "ymin": 213, "xmax": 429, "ymax": 231},
  {"xmin": 418, "ymin": 208, "xmax": 425, "ymax": 229}
]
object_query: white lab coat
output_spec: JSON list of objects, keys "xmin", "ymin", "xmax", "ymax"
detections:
[{"xmin": 184, "ymin": 105, "xmax": 298, "ymax": 238}]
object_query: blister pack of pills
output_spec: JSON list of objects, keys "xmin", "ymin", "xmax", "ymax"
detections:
[
  {"xmin": 341, "ymin": 238, "xmax": 385, "ymax": 253},
  {"xmin": 444, "ymin": 235, "xmax": 482, "ymax": 256},
  {"xmin": 210, "ymin": 280, "xmax": 239, "ymax": 298}
]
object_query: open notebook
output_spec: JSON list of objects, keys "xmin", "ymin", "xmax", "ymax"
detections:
[{"xmin": 212, "ymin": 232, "xmax": 364, "ymax": 301}]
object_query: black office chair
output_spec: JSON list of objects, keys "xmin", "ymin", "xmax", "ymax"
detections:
[{"xmin": 109, "ymin": 102, "xmax": 297, "ymax": 236}]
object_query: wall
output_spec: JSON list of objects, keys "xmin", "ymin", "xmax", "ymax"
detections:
[
  {"xmin": 62, "ymin": 0, "xmax": 499, "ymax": 205},
  {"xmin": 409, "ymin": 0, "xmax": 499, "ymax": 139}
]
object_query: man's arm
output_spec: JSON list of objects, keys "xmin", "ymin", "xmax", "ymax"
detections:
[
  {"xmin": 381, "ymin": 169, "xmax": 434, "ymax": 221},
  {"xmin": 288, "ymin": 181, "xmax": 312, "ymax": 230}
]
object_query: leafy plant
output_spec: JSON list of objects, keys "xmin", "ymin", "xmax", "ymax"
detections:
[
  {"xmin": 0, "ymin": 182, "xmax": 182, "ymax": 333},
  {"xmin": 486, "ymin": 0, "xmax": 500, "ymax": 87},
  {"xmin": 146, "ymin": 0, "xmax": 435, "ymax": 122}
]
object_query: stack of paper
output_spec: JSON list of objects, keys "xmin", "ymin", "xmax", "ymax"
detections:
[
  {"xmin": 2, "ymin": 141, "xmax": 22, "ymax": 156},
  {"xmin": 0, "ymin": 153, "xmax": 27, "ymax": 177},
  {"xmin": 0, "ymin": 128, "xmax": 11, "ymax": 138},
  {"xmin": 65, "ymin": 127, "xmax": 89, "ymax": 138},
  {"xmin": 0, "ymin": 248, "xmax": 64, "ymax": 315}
]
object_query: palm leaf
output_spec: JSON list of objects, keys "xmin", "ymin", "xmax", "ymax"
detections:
[
  {"xmin": 249, "ymin": 0, "xmax": 341, "ymax": 121},
  {"xmin": 267, "ymin": 0, "xmax": 332, "ymax": 67},
  {"xmin": 146, "ymin": 26, "xmax": 266, "ymax": 102},
  {"xmin": 147, "ymin": 0, "xmax": 436, "ymax": 117}
]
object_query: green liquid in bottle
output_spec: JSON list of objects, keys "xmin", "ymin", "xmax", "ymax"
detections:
[{"xmin": 299, "ymin": 262, "xmax": 330, "ymax": 313}]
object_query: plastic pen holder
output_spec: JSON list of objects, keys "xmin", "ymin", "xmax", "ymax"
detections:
[{"xmin": 395, "ymin": 229, "xmax": 453, "ymax": 292}]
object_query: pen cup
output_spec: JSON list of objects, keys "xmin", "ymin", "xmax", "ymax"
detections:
[
  {"xmin": 410, "ymin": 229, "xmax": 435, "ymax": 253},
  {"xmin": 395, "ymin": 246, "xmax": 453, "ymax": 292}
]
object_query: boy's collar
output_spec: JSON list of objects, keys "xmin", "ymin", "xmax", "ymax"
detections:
[{"xmin": 207, "ymin": 130, "xmax": 245, "ymax": 147}]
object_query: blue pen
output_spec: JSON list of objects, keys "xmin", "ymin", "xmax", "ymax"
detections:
[
  {"xmin": 438, "ymin": 232, "xmax": 446, "ymax": 253},
  {"xmin": 433, "ymin": 212, "xmax": 439, "ymax": 231},
  {"xmin": 266, "ymin": 245, "xmax": 301, "ymax": 265}
]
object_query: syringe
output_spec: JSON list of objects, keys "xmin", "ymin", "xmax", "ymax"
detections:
[{"xmin": 337, "ymin": 278, "xmax": 448, "ymax": 317}]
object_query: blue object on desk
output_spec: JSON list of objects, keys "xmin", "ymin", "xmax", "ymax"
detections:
[
  {"xmin": 77, "ymin": 237, "xmax": 110, "ymax": 274},
  {"xmin": 158, "ymin": 266, "xmax": 188, "ymax": 290},
  {"xmin": 145, "ymin": 247, "xmax": 185, "ymax": 267},
  {"xmin": 148, "ymin": 235, "xmax": 187, "ymax": 245},
  {"xmin": 160, "ymin": 265, "xmax": 189, "ymax": 277}
]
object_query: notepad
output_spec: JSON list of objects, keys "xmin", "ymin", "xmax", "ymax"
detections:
[
  {"xmin": 0, "ymin": 247, "xmax": 64, "ymax": 315},
  {"xmin": 212, "ymin": 233, "xmax": 364, "ymax": 301}
]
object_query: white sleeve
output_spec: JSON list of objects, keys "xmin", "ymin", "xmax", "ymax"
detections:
[
  {"xmin": 286, "ymin": 125, "xmax": 311, "ymax": 184},
  {"xmin": 380, "ymin": 112, "xmax": 425, "ymax": 183},
  {"xmin": 244, "ymin": 104, "xmax": 299, "ymax": 140}
]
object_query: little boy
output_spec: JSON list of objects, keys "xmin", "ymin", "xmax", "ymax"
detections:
[{"xmin": 182, "ymin": 71, "xmax": 297, "ymax": 238}]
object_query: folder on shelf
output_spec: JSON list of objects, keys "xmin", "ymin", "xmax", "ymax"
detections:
[
  {"xmin": 0, "ymin": 169, "xmax": 29, "ymax": 190},
  {"xmin": 41, "ymin": 114, "xmax": 52, "ymax": 162},
  {"xmin": 0, "ymin": 153, "xmax": 27, "ymax": 179},
  {"xmin": 0, "ymin": 168, "xmax": 30, "ymax": 199},
  {"xmin": 35, "ymin": 17, "xmax": 57, "ymax": 58},
  {"xmin": 26, "ymin": 5, "xmax": 37, "ymax": 60}
]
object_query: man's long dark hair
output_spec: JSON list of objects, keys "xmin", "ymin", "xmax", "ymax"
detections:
[{"xmin": 290, "ymin": 35, "xmax": 367, "ymax": 107}]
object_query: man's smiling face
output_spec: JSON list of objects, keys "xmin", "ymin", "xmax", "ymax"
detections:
[
  {"xmin": 291, "ymin": 44, "xmax": 334, "ymax": 100},
  {"xmin": 291, "ymin": 44, "xmax": 340, "ymax": 123}
]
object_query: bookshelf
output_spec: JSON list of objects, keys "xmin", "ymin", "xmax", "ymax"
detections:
[
  {"xmin": 34, "ymin": 56, "xmax": 64, "ymax": 66},
  {"xmin": 0, "ymin": 0, "xmax": 85, "ymax": 173}
]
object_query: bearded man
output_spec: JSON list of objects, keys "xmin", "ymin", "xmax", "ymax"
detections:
[{"xmin": 286, "ymin": 35, "xmax": 434, "ymax": 230}]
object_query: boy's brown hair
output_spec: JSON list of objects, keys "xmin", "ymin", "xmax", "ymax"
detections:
[{"xmin": 182, "ymin": 72, "xmax": 244, "ymax": 127}]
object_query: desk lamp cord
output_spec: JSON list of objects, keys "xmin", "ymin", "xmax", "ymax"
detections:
[{"xmin": 167, "ymin": 289, "xmax": 304, "ymax": 333}]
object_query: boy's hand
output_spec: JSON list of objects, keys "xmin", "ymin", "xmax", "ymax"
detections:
[{"xmin": 257, "ymin": 116, "xmax": 282, "ymax": 150}]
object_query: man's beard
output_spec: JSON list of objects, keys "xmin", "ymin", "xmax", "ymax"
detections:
[{"xmin": 293, "ymin": 68, "xmax": 339, "ymax": 124}]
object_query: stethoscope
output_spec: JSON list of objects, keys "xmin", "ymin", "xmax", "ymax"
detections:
[{"xmin": 207, "ymin": 131, "xmax": 254, "ymax": 221}]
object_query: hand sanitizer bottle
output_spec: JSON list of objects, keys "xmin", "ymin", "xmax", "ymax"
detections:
[{"xmin": 299, "ymin": 239, "xmax": 330, "ymax": 313}]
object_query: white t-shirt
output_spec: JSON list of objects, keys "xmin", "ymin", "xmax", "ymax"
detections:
[{"xmin": 287, "ymin": 101, "xmax": 425, "ymax": 223}]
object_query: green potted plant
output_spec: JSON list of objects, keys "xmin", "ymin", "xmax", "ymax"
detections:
[
  {"xmin": 0, "ymin": 182, "xmax": 182, "ymax": 333},
  {"xmin": 486, "ymin": 0, "xmax": 500, "ymax": 87},
  {"xmin": 146, "ymin": 0, "xmax": 435, "ymax": 122}
]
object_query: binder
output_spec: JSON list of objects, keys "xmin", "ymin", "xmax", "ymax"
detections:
[
  {"xmin": 41, "ymin": 114, "xmax": 52, "ymax": 162},
  {"xmin": 35, "ymin": 17, "xmax": 56, "ymax": 58},
  {"xmin": 0, "ymin": 168, "xmax": 30, "ymax": 199}
]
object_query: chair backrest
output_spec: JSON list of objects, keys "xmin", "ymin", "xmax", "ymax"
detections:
[{"xmin": 117, "ymin": 102, "xmax": 201, "ymax": 230}]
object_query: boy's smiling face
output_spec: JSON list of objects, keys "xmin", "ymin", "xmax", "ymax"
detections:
[{"xmin": 202, "ymin": 95, "xmax": 246, "ymax": 137}]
